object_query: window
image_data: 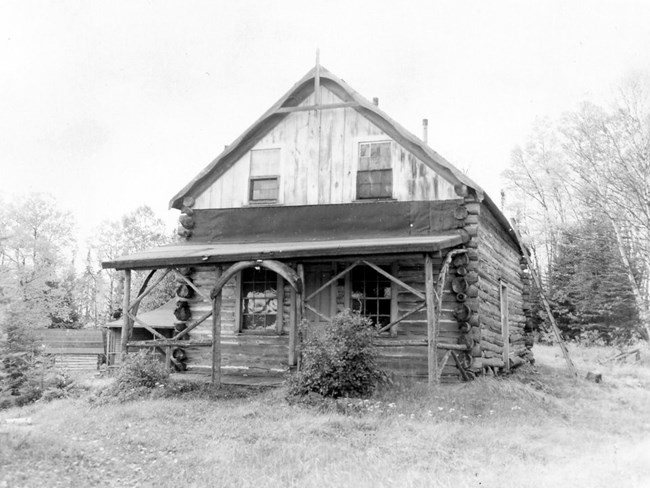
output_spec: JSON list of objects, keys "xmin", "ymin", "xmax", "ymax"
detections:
[
  {"xmin": 249, "ymin": 148, "xmax": 280, "ymax": 203},
  {"xmin": 357, "ymin": 141, "xmax": 393, "ymax": 199},
  {"xmin": 249, "ymin": 177, "xmax": 279, "ymax": 202},
  {"xmin": 350, "ymin": 265, "xmax": 392, "ymax": 328},
  {"xmin": 240, "ymin": 268, "xmax": 278, "ymax": 331}
]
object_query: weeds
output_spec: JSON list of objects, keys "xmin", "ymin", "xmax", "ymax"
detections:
[{"xmin": 2, "ymin": 344, "xmax": 650, "ymax": 488}]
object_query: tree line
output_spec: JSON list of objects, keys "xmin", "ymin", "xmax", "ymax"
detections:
[
  {"xmin": 0, "ymin": 195, "xmax": 173, "ymax": 343},
  {"xmin": 503, "ymin": 74, "xmax": 650, "ymax": 345}
]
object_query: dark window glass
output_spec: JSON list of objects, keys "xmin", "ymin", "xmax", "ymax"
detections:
[
  {"xmin": 350, "ymin": 265, "xmax": 392, "ymax": 328},
  {"xmin": 249, "ymin": 177, "xmax": 279, "ymax": 202},
  {"xmin": 357, "ymin": 141, "xmax": 392, "ymax": 199},
  {"xmin": 241, "ymin": 268, "xmax": 278, "ymax": 331}
]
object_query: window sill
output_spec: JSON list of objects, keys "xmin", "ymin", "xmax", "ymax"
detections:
[
  {"xmin": 238, "ymin": 329, "xmax": 285, "ymax": 336},
  {"xmin": 246, "ymin": 201, "xmax": 280, "ymax": 207},
  {"xmin": 352, "ymin": 198, "xmax": 397, "ymax": 203}
]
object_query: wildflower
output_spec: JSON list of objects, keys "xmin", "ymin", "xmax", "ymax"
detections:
[
  {"xmin": 449, "ymin": 408, "xmax": 455, "ymax": 413},
  {"xmin": 427, "ymin": 410, "xmax": 433, "ymax": 417},
  {"xmin": 437, "ymin": 407, "xmax": 444, "ymax": 411},
  {"xmin": 388, "ymin": 403, "xmax": 396, "ymax": 409},
  {"xmin": 398, "ymin": 414, "xmax": 405, "ymax": 418}
]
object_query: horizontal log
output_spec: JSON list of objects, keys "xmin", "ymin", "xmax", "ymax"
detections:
[
  {"xmin": 481, "ymin": 357, "xmax": 505, "ymax": 367},
  {"xmin": 480, "ymin": 340, "xmax": 502, "ymax": 354},
  {"xmin": 509, "ymin": 356, "xmax": 526, "ymax": 368},
  {"xmin": 465, "ymin": 214, "xmax": 479, "ymax": 225},
  {"xmin": 128, "ymin": 340, "xmax": 213, "ymax": 347}
]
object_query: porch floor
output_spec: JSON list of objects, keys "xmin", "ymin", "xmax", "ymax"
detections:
[{"xmin": 171, "ymin": 372, "xmax": 287, "ymax": 387}]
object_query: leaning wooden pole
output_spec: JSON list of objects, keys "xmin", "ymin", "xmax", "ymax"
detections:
[
  {"xmin": 512, "ymin": 221, "xmax": 578, "ymax": 378},
  {"xmin": 119, "ymin": 269, "xmax": 132, "ymax": 362},
  {"xmin": 425, "ymin": 254, "xmax": 439, "ymax": 385}
]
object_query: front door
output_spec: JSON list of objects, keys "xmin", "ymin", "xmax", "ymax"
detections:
[{"xmin": 303, "ymin": 264, "xmax": 334, "ymax": 340}]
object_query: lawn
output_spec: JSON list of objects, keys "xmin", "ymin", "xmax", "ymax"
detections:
[{"xmin": 1, "ymin": 343, "xmax": 649, "ymax": 488}]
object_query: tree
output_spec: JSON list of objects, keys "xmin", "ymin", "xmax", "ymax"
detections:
[
  {"xmin": 503, "ymin": 73, "xmax": 650, "ymax": 343},
  {"xmin": 549, "ymin": 216, "xmax": 639, "ymax": 344},
  {"xmin": 560, "ymin": 78, "xmax": 650, "ymax": 340},
  {"xmin": 90, "ymin": 206, "xmax": 174, "ymax": 321},
  {"xmin": 0, "ymin": 193, "xmax": 78, "ymax": 331},
  {"xmin": 503, "ymin": 119, "xmax": 578, "ymax": 281}
]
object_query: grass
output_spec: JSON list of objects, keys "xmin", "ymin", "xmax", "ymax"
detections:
[{"xmin": 1, "ymin": 343, "xmax": 650, "ymax": 487}]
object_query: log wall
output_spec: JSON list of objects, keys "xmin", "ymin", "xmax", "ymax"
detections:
[
  {"xmin": 476, "ymin": 203, "xmax": 531, "ymax": 366},
  {"xmin": 149, "ymin": 256, "xmax": 466, "ymax": 381}
]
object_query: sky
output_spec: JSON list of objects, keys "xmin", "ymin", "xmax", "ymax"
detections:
[{"xmin": 2, "ymin": 0, "xmax": 650, "ymax": 242}]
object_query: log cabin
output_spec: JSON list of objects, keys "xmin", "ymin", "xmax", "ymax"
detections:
[{"xmin": 103, "ymin": 64, "xmax": 534, "ymax": 384}]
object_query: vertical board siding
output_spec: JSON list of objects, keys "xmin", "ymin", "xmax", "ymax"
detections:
[
  {"xmin": 477, "ymin": 205, "xmax": 526, "ymax": 360},
  {"xmin": 194, "ymin": 85, "xmax": 455, "ymax": 209}
]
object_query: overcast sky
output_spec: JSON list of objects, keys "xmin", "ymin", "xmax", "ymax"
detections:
[{"xmin": 2, "ymin": 1, "xmax": 650, "ymax": 241}]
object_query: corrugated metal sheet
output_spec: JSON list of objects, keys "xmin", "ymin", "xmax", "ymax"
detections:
[{"xmin": 103, "ymin": 233, "xmax": 468, "ymax": 270}]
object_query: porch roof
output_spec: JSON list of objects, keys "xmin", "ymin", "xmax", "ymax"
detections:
[{"xmin": 102, "ymin": 232, "xmax": 469, "ymax": 270}]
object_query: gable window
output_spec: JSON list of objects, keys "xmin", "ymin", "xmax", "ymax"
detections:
[
  {"xmin": 249, "ymin": 148, "xmax": 280, "ymax": 203},
  {"xmin": 350, "ymin": 264, "xmax": 392, "ymax": 328},
  {"xmin": 357, "ymin": 141, "xmax": 393, "ymax": 199},
  {"xmin": 240, "ymin": 267, "xmax": 278, "ymax": 331}
]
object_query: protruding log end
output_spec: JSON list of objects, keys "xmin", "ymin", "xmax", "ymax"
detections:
[
  {"xmin": 179, "ymin": 214, "xmax": 195, "ymax": 229},
  {"xmin": 454, "ymin": 184, "xmax": 469, "ymax": 197},
  {"xmin": 177, "ymin": 226, "xmax": 192, "ymax": 238}
]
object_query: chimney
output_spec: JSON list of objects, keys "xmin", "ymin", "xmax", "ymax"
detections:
[
  {"xmin": 372, "ymin": 97, "xmax": 379, "ymax": 106},
  {"xmin": 422, "ymin": 118, "xmax": 428, "ymax": 144}
]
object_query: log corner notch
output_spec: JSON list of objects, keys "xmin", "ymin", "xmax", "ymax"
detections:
[{"xmin": 177, "ymin": 196, "xmax": 195, "ymax": 239}]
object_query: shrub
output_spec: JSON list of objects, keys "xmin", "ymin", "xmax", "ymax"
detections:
[
  {"xmin": 91, "ymin": 350, "xmax": 169, "ymax": 404},
  {"xmin": 288, "ymin": 311, "xmax": 388, "ymax": 398},
  {"xmin": 115, "ymin": 349, "xmax": 169, "ymax": 389}
]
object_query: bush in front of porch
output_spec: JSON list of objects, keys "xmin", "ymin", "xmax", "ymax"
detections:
[{"xmin": 288, "ymin": 310, "xmax": 388, "ymax": 398}]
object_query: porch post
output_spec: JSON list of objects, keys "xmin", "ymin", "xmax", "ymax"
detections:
[
  {"xmin": 289, "ymin": 286, "xmax": 297, "ymax": 366},
  {"xmin": 425, "ymin": 254, "xmax": 439, "ymax": 385},
  {"xmin": 212, "ymin": 266, "xmax": 222, "ymax": 386},
  {"xmin": 119, "ymin": 269, "xmax": 132, "ymax": 362},
  {"xmin": 296, "ymin": 264, "xmax": 305, "ymax": 370}
]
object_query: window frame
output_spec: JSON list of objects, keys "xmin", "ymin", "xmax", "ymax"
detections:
[
  {"xmin": 248, "ymin": 175, "xmax": 280, "ymax": 204},
  {"xmin": 248, "ymin": 147, "xmax": 282, "ymax": 205},
  {"xmin": 348, "ymin": 263, "xmax": 393, "ymax": 330},
  {"xmin": 355, "ymin": 139, "xmax": 394, "ymax": 200},
  {"xmin": 238, "ymin": 267, "xmax": 282, "ymax": 335}
]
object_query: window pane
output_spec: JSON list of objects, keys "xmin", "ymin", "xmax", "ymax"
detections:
[
  {"xmin": 350, "ymin": 264, "xmax": 392, "ymax": 328},
  {"xmin": 356, "ymin": 170, "xmax": 392, "ymax": 199},
  {"xmin": 369, "ymin": 142, "xmax": 391, "ymax": 169},
  {"xmin": 241, "ymin": 268, "xmax": 278, "ymax": 331},
  {"xmin": 250, "ymin": 148, "xmax": 280, "ymax": 176},
  {"xmin": 359, "ymin": 142, "xmax": 391, "ymax": 171},
  {"xmin": 250, "ymin": 177, "xmax": 279, "ymax": 201}
]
